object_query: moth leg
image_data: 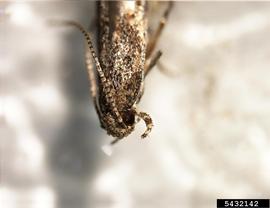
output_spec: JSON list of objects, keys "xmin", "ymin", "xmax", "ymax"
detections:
[
  {"xmin": 137, "ymin": 50, "xmax": 160, "ymax": 101},
  {"xmin": 109, "ymin": 108, "xmax": 151, "ymax": 144},
  {"xmin": 146, "ymin": 2, "xmax": 173, "ymax": 59},
  {"xmin": 135, "ymin": 109, "xmax": 153, "ymax": 139},
  {"xmin": 144, "ymin": 50, "xmax": 162, "ymax": 76},
  {"xmin": 110, "ymin": 137, "xmax": 121, "ymax": 145},
  {"xmin": 145, "ymin": 50, "xmax": 178, "ymax": 77}
]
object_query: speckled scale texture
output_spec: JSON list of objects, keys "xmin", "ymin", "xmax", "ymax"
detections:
[{"xmin": 98, "ymin": 1, "xmax": 147, "ymax": 112}]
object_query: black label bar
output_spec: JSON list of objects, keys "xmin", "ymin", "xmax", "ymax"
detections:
[{"xmin": 217, "ymin": 199, "xmax": 269, "ymax": 208}]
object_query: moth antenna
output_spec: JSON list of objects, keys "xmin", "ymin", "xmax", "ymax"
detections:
[
  {"xmin": 55, "ymin": 20, "xmax": 108, "ymax": 86},
  {"xmin": 49, "ymin": 20, "xmax": 125, "ymax": 126}
]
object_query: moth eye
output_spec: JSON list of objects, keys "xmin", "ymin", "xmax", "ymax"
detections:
[{"xmin": 122, "ymin": 110, "xmax": 135, "ymax": 126}]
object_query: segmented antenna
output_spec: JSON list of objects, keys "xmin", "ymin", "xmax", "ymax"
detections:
[
  {"xmin": 58, "ymin": 20, "xmax": 107, "ymax": 85},
  {"xmin": 49, "ymin": 20, "xmax": 125, "ymax": 125}
]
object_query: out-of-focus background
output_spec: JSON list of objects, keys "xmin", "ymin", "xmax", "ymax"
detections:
[{"xmin": 1, "ymin": 1, "xmax": 270, "ymax": 208}]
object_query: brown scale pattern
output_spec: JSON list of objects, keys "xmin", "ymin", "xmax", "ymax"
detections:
[{"xmin": 54, "ymin": 1, "xmax": 173, "ymax": 143}]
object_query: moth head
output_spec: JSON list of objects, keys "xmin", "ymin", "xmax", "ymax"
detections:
[{"xmin": 101, "ymin": 109, "xmax": 135, "ymax": 139}]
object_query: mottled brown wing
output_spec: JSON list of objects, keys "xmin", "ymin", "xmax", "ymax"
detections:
[{"xmin": 100, "ymin": 1, "xmax": 147, "ymax": 111}]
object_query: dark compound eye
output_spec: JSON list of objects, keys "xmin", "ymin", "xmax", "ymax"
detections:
[{"xmin": 122, "ymin": 110, "xmax": 135, "ymax": 126}]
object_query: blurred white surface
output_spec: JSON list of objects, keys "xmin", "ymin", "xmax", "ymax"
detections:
[{"xmin": 1, "ymin": 2, "xmax": 270, "ymax": 208}]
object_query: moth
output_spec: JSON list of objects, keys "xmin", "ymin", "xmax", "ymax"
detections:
[{"xmin": 53, "ymin": 1, "xmax": 172, "ymax": 144}]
